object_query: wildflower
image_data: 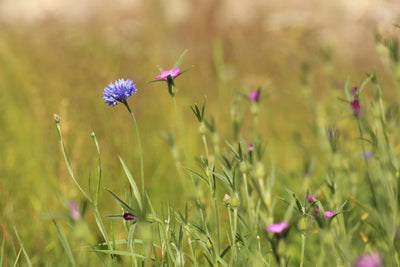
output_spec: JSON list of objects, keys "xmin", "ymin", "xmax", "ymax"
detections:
[
  {"xmin": 53, "ymin": 113, "xmax": 61, "ymax": 123},
  {"xmin": 360, "ymin": 151, "xmax": 372, "ymax": 161},
  {"xmin": 249, "ymin": 141, "xmax": 254, "ymax": 152},
  {"xmin": 123, "ymin": 213, "xmax": 137, "ymax": 220},
  {"xmin": 155, "ymin": 68, "xmax": 181, "ymax": 81},
  {"xmin": 103, "ymin": 79, "xmax": 137, "ymax": 106},
  {"xmin": 266, "ymin": 222, "xmax": 289, "ymax": 235},
  {"xmin": 324, "ymin": 211, "xmax": 336, "ymax": 218},
  {"xmin": 249, "ymin": 90, "xmax": 261, "ymax": 103},
  {"xmin": 355, "ymin": 254, "xmax": 383, "ymax": 267},
  {"xmin": 304, "ymin": 194, "xmax": 317, "ymax": 203},
  {"xmin": 69, "ymin": 201, "xmax": 81, "ymax": 221},
  {"xmin": 350, "ymin": 99, "xmax": 361, "ymax": 117}
]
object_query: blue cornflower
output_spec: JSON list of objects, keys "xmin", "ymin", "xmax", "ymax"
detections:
[{"xmin": 103, "ymin": 78, "xmax": 137, "ymax": 106}]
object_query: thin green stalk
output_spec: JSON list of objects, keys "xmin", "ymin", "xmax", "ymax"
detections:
[
  {"xmin": 55, "ymin": 119, "xmax": 90, "ymax": 201},
  {"xmin": 242, "ymin": 172, "xmax": 252, "ymax": 225},
  {"xmin": 356, "ymin": 118, "xmax": 378, "ymax": 206},
  {"xmin": 202, "ymin": 132, "xmax": 221, "ymax": 254},
  {"xmin": 172, "ymin": 95, "xmax": 190, "ymax": 168},
  {"xmin": 123, "ymin": 102, "xmax": 145, "ymax": 202},
  {"xmin": 300, "ymin": 233, "xmax": 306, "ymax": 267}
]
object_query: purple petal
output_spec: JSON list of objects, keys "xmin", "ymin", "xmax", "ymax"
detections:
[
  {"xmin": 123, "ymin": 213, "xmax": 137, "ymax": 220},
  {"xmin": 355, "ymin": 254, "xmax": 383, "ymax": 267},
  {"xmin": 266, "ymin": 222, "xmax": 289, "ymax": 235},
  {"xmin": 324, "ymin": 211, "xmax": 336, "ymax": 218}
]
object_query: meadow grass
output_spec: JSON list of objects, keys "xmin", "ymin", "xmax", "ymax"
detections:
[{"xmin": 0, "ymin": 13, "xmax": 400, "ymax": 266}]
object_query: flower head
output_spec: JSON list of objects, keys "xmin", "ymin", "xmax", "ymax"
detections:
[
  {"xmin": 69, "ymin": 201, "xmax": 81, "ymax": 221},
  {"xmin": 155, "ymin": 68, "xmax": 181, "ymax": 81},
  {"xmin": 355, "ymin": 254, "xmax": 383, "ymax": 267},
  {"xmin": 324, "ymin": 211, "xmax": 336, "ymax": 218},
  {"xmin": 351, "ymin": 100, "xmax": 361, "ymax": 117},
  {"xmin": 123, "ymin": 213, "xmax": 137, "ymax": 220},
  {"xmin": 266, "ymin": 222, "xmax": 289, "ymax": 235},
  {"xmin": 249, "ymin": 91, "xmax": 261, "ymax": 103},
  {"xmin": 103, "ymin": 79, "xmax": 137, "ymax": 106},
  {"xmin": 304, "ymin": 194, "xmax": 317, "ymax": 203},
  {"xmin": 249, "ymin": 141, "xmax": 254, "ymax": 152}
]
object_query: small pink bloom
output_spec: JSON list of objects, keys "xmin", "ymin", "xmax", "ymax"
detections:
[
  {"xmin": 123, "ymin": 212, "xmax": 137, "ymax": 220},
  {"xmin": 351, "ymin": 100, "xmax": 361, "ymax": 117},
  {"xmin": 155, "ymin": 68, "xmax": 181, "ymax": 81},
  {"xmin": 266, "ymin": 222, "xmax": 289, "ymax": 235},
  {"xmin": 324, "ymin": 211, "xmax": 336, "ymax": 218},
  {"xmin": 249, "ymin": 141, "xmax": 254, "ymax": 152},
  {"xmin": 355, "ymin": 254, "xmax": 383, "ymax": 267},
  {"xmin": 304, "ymin": 194, "xmax": 317, "ymax": 203},
  {"xmin": 249, "ymin": 91, "xmax": 260, "ymax": 103},
  {"xmin": 69, "ymin": 201, "xmax": 81, "ymax": 221}
]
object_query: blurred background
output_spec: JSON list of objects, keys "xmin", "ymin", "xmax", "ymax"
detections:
[{"xmin": 0, "ymin": 0, "xmax": 399, "ymax": 264}]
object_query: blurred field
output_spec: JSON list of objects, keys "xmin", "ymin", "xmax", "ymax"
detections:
[{"xmin": 0, "ymin": 0, "xmax": 399, "ymax": 265}]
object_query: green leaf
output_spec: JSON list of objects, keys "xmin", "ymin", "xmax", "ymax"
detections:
[
  {"xmin": 52, "ymin": 220, "xmax": 75, "ymax": 266},
  {"xmin": 89, "ymin": 249, "xmax": 146, "ymax": 258},
  {"xmin": 106, "ymin": 189, "xmax": 136, "ymax": 214},
  {"xmin": 358, "ymin": 74, "xmax": 373, "ymax": 95},
  {"xmin": 119, "ymin": 156, "xmax": 142, "ymax": 211},
  {"xmin": 225, "ymin": 141, "xmax": 240, "ymax": 159},
  {"xmin": 184, "ymin": 167, "xmax": 210, "ymax": 186},
  {"xmin": 174, "ymin": 49, "xmax": 188, "ymax": 69},
  {"xmin": 344, "ymin": 77, "xmax": 351, "ymax": 101}
]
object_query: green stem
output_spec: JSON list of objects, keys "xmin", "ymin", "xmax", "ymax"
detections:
[
  {"xmin": 242, "ymin": 172, "xmax": 252, "ymax": 226},
  {"xmin": 300, "ymin": 233, "xmax": 306, "ymax": 267},
  {"xmin": 356, "ymin": 118, "xmax": 377, "ymax": 207},
  {"xmin": 55, "ymin": 121, "xmax": 90, "ymax": 201},
  {"xmin": 123, "ymin": 102, "xmax": 145, "ymax": 203}
]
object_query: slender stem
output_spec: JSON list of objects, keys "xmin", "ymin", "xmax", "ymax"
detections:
[
  {"xmin": 123, "ymin": 102, "xmax": 145, "ymax": 203},
  {"xmin": 356, "ymin": 118, "xmax": 377, "ymax": 206},
  {"xmin": 172, "ymin": 95, "xmax": 190, "ymax": 167},
  {"xmin": 55, "ymin": 121, "xmax": 90, "ymax": 201},
  {"xmin": 300, "ymin": 233, "xmax": 306, "ymax": 267},
  {"xmin": 242, "ymin": 172, "xmax": 252, "ymax": 226}
]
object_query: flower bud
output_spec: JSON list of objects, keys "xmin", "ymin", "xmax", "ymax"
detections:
[
  {"xmin": 231, "ymin": 193, "xmax": 240, "ymax": 208},
  {"xmin": 298, "ymin": 217, "xmax": 307, "ymax": 232},
  {"xmin": 199, "ymin": 122, "xmax": 207, "ymax": 134},
  {"xmin": 53, "ymin": 113, "xmax": 61, "ymax": 123}
]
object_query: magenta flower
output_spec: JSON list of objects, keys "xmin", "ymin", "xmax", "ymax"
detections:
[
  {"xmin": 351, "ymin": 100, "xmax": 361, "ymax": 117},
  {"xmin": 123, "ymin": 213, "xmax": 137, "ymax": 220},
  {"xmin": 249, "ymin": 91, "xmax": 261, "ymax": 103},
  {"xmin": 249, "ymin": 141, "xmax": 254, "ymax": 152},
  {"xmin": 324, "ymin": 211, "xmax": 336, "ymax": 218},
  {"xmin": 69, "ymin": 201, "xmax": 81, "ymax": 221},
  {"xmin": 304, "ymin": 194, "xmax": 317, "ymax": 203},
  {"xmin": 355, "ymin": 254, "xmax": 383, "ymax": 267},
  {"xmin": 266, "ymin": 222, "xmax": 289, "ymax": 235},
  {"xmin": 155, "ymin": 68, "xmax": 181, "ymax": 81}
]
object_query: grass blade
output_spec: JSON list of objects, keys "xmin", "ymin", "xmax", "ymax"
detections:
[
  {"xmin": 174, "ymin": 49, "xmax": 188, "ymax": 69},
  {"xmin": 119, "ymin": 156, "xmax": 142, "ymax": 211},
  {"xmin": 52, "ymin": 220, "xmax": 76, "ymax": 266},
  {"xmin": 13, "ymin": 227, "xmax": 32, "ymax": 267}
]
